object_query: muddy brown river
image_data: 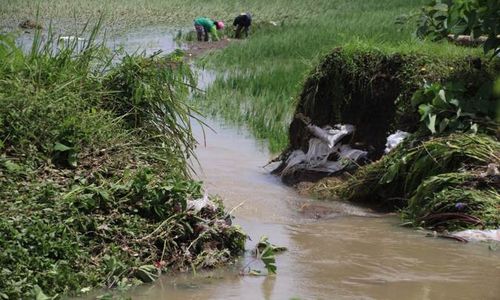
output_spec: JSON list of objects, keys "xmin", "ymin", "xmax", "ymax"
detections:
[{"xmin": 121, "ymin": 118, "xmax": 500, "ymax": 300}]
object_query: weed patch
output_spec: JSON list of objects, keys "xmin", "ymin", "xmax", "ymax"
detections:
[{"xmin": 0, "ymin": 29, "xmax": 245, "ymax": 299}]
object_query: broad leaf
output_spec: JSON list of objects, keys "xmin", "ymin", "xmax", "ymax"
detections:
[
  {"xmin": 53, "ymin": 142, "xmax": 72, "ymax": 152},
  {"xmin": 426, "ymin": 113, "xmax": 437, "ymax": 134}
]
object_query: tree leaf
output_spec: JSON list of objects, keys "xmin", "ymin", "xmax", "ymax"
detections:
[
  {"xmin": 439, "ymin": 118, "xmax": 450, "ymax": 133},
  {"xmin": 53, "ymin": 142, "xmax": 72, "ymax": 152},
  {"xmin": 427, "ymin": 113, "xmax": 437, "ymax": 134}
]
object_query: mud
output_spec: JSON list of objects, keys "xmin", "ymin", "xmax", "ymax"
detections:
[
  {"xmin": 19, "ymin": 19, "xmax": 42, "ymax": 29},
  {"xmin": 185, "ymin": 38, "xmax": 235, "ymax": 59}
]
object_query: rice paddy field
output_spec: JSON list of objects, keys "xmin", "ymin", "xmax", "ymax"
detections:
[{"xmin": 1, "ymin": 1, "xmax": 484, "ymax": 153}]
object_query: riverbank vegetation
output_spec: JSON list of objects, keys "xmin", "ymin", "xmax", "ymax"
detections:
[
  {"xmin": 3, "ymin": 1, "xmax": 489, "ymax": 152},
  {"xmin": 275, "ymin": 0, "xmax": 499, "ymax": 231},
  {"xmin": 0, "ymin": 27, "xmax": 245, "ymax": 298}
]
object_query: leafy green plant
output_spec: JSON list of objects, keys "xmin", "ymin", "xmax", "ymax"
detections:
[
  {"xmin": 415, "ymin": 0, "xmax": 452, "ymax": 40},
  {"xmin": 411, "ymin": 80, "xmax": 496, "ymax": 134},
  {"xmin": 416, "ymin": 0, "xmax": 500, "ymax": 56},
  {"xmin": 0, "ymin": 21, "xmax": 246, "ymax": 299},
  {"xmin": 240, "ymin": 236, "xmax": 286, "ymax": 276}
]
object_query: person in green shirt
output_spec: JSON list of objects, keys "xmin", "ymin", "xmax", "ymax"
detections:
[{"xmin": 194, "ymin": 17, "xmax": 225, "ymax": 42}]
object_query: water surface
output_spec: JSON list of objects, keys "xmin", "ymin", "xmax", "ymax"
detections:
[{"xmin": 125, "ymin": 118, "xmax": 500, "ymax": 300}]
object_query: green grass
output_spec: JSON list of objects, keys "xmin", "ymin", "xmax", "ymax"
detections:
[
  {"xmin": 1, "ymin": 0, "xmax": 485, "ymax": 152},
  {"xmin": 1, "ymin": 0, "xmax": 357, "ymax": 32},
  {"xmin": 310, "ymin": 134, "xmax": 500, "ymax": 230},
  {"xmin": 196, "ymin": 0, "xmax": 483, "ymax": 152}
]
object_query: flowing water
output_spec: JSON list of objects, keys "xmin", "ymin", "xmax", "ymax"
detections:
[{"xmin": 122, "ymin": 118, "xmax": 500, "ymax": 300}]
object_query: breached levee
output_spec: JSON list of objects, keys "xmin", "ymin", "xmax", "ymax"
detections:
[{"xmin": 275, "ymin": 47, "xmax": 500, "ymax": 235}]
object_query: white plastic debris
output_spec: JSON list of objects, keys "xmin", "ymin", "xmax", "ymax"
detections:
[
  {"xmin": 481, "ymin": 163, "xmax": 499, "ymax": 177},
  {"xmin": 451, "ymin": 229, "xmax": 500, "ymax": 242},
  {"xmin": 58, "ymin": 36, "xmax": 86, "ymax": 52},
  {"xmin": 306, "ymin": 124, "xmax": 354, "ymax": 148},
  {"xmin": 384, "ymin": 130, "xmax": 410, "ymax": 154},
  {"xmin": 59, "ymin": 36, "xmax": 85, "ymax": 42},
  {"xmin": 187, "ymin": 193, "xmax": 216, "ymax": 213},
  {"xmin": 339, "ymin": 144, "xmax": 368, "ymax": 162},
  {"xmin": 281, "ymin": 124, "xmax": 367, "ymax": 176}
]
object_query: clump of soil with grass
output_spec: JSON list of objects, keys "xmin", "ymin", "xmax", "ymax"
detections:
[
  {"xmin": 18, "ymin": 19, "xmax": 43, "ymax": 29},
  {"xmin": 282, "ymin": 47, "xmax": 499, "ymax": 232},
  {"xmin": 289, "ymin": 47, "xmax": 497, "ymax": 160}
]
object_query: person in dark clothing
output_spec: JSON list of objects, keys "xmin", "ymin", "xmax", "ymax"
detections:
[{"xmin": 233, "ymin": 13, "xmax": 252, "ymax": 39}]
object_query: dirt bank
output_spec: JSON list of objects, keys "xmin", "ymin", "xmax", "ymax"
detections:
[
  {"xmin": 278, "ymin": 47, "xmax": 499, "ymax": 231},
  {"xmin": 288, "ymin": 47, "xmax": 498, "ymax": 162}
]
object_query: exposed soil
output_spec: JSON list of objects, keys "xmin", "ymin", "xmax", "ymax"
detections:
[
  {"xmin": 19, "ymin": 19, "xmax": 42, "ymax": 29},
  {"xmin": 185, "ymin": 38, "xmax": 235, "ymax": 59}
]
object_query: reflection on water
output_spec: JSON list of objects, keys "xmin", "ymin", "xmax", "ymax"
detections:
[
  {"xmin": 106, "ymin": 25, "xmax": 185, "ymax": 56},
  {"xmin": 15, "ymin": 25, "xmax": 185, "ymax": 56},
  {"xmin": 124, "ymin": 118, "xmax": 500, "ymax": 300}
]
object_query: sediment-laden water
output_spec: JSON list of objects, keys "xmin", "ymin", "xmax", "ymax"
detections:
[{"xmin": 121, "ymin": 118, "xmax": 500, "ymax": 300}]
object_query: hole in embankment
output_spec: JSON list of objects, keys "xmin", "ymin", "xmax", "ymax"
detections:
[{"xmin": 289, "ymin": 50, "xmax": 407, "ymax": 162}]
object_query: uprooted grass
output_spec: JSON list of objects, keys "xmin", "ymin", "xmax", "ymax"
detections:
[
  {"xmin": 311, "ymin": 134, "xmax": 500, "ymax": 230},
  {"xmin": 0, "ymin": 28, "xmax": 245, "ymax": 299},
  {"xmin": 404, "ymin": 172, "xmax": 499, "ymax": 230}
]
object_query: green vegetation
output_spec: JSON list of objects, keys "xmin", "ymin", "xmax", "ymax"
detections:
[
  {"xmin": 240, "ymin": 236, "xmax": 287, "ymax": 276},
  {"xmin": 289, "ymin": 45, "xmax": 498, "ymax": 231},
  {"xmin": 253, "ymin": 1, "xmax": 498, "ymax": 231},
  {"xmin": 411, "ymin": 80, "xmax": 497, "ymax": 135},
  {"xmin": 312, "ymin": 134, "xmax": 499, "ymax": 230},
  {"xmin": 288, "ymin": 47, "xmax": 498, "ymax": 159},
  {"xmin": 415, "ymin": 0, "xmax": 500, "ymax": 56},
  {"xmin": 0, "ymin": 27, "xmax": 244, "ymax": 299},
  {"xmin": 196, "ymin": 0, "xmax": 489, "ymax": 152},
  {"xmin": 1, "ymin": 0, "xmax": 357, "ymax": 33},
  {"xmin": 2, "ymin": 0, "xmax": 490, "ymax": 153},
  {"xmin": 1, "ymin": 1, "xmax": 499, "ymax": 297}
]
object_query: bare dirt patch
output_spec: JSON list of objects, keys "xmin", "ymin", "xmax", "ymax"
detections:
[{"xmin": 185, "ymin": 38, "xmax": 236, "ymax": 59}]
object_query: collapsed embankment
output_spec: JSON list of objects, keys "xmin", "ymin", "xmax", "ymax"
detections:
[
  {"xmin": 280, "ymin": 47, "xmax": 499, "ymax": 231},
  {"xmin": 0, "ymin": 33, "xmax": 244, "ymax": 299}
]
